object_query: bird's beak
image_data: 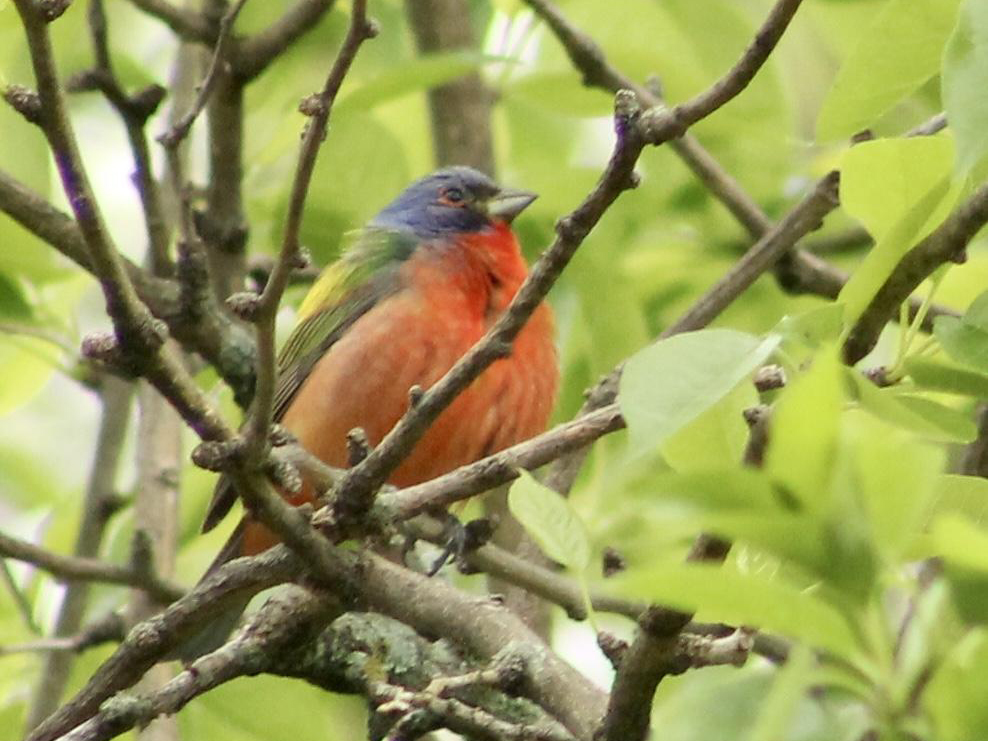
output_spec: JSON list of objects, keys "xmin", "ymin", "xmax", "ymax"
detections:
[{"xmin": 487, "ymin": 188, "xmax": 537, "ymax": 223}]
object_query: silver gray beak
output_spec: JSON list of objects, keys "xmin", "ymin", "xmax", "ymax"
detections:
[{"xmin": 487, "ymin": 188, "xmax": 538, "ymax": 223}]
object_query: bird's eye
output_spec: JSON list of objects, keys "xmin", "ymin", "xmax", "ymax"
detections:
[{"xmin": 439, "ymin": 187, "xmax": 466, "ymax": 206}]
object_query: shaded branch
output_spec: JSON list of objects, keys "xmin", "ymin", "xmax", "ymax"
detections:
[
  {"xmin": 25, "ymin": 378, "xmax": 133, "ymax": 734},
  {"xmin": 235, "ymin": 0, "xmax": 337, "ymax": 82},
  {"xmin": 125, "ymin": 0, "xmax": 214, "ymax": 43},
  {"xmin": 26, "ymin": 548, "xmax": 304, "ymax": 741},
  {"xmin": 844, "ymin": 180, "xmax": 988, "ymax": 364},
  {"xmin": 240, "ymin": 0, "xmax": 377, "ymax": 466}
]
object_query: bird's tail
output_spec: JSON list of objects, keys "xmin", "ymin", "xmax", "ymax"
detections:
[{"xmin": 167, "ymin": 521, "xmax": 252, "ymax": 663}]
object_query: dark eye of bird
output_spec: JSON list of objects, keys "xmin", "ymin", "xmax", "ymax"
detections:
[{"xmin": 440, "ymin": 186, "xmax": 465, "ymax": 206}]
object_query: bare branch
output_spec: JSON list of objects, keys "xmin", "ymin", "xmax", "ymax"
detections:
[
  {"xmin": 158, "ymin": 0, "xmax": 248, "ymax": 150},
  {"xmin": 242, "ymin": 0, "xmax": 377, "ymax": 461},
  {"xmin": 25, "ymin": 378, "xmax": 133, "ymax": 733},
  {"xmin": 0, "ymin": 530, "xmax": 183, "ymax": 604},
  {"xmin": 844, "ymin": 180, "xmax": 988, "ymax": 364},
  {"xmin": 125, "ymin": 0, "xmax": 214, "ymax": 43},
  {"xmin": 235, "ymin": 0, "xmax": 337, "ymax": 81}
]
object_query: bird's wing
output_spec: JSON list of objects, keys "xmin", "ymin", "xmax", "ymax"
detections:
[{"xmin": 201, "ymin": 227, "xmax": 419, "ymax": 533}]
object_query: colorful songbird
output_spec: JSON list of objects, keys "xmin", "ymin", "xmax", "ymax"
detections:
[{"xmin": 180, "ymin": 167, "xmax": 557, "ymax": 656}]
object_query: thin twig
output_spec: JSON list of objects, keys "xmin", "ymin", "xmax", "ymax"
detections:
[
  {"xmin": 25, "ymin": 377, "xmax": 133, "ymax": 734},
  {"xmin": 243, "ymin": 0, "xmax": 377, "ymax": 461},
  {"xmin": 234, "ymin": 0, "xmax": 337, "ymax": 81},
  {"xmin": 158, "ymin": 0, "xmax": 249, "ymax": 149},
  {"xmin": 0, "ymin": 531, "xmax": 183, "ymax": 604}
]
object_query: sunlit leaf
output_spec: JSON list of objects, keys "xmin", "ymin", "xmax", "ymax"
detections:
[
  {"xmin": 942, "ymin": 0, "xmax": 988, "ymax": 172},
  {"xmin": 817, "ymin": 0, "xmax": 964, "ymax": 140},
  {"xmin": 508, "ymin": 471, "xmax": 591, "ymax": 571},
  {"xmin": 614, "ymin": 562, "xmax": 859, "ymax": 657},
  {"xmin": 619, "ymin": 329, "xmax": 779, "ymax": 453}
]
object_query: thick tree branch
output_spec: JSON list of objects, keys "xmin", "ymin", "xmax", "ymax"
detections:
[
  {"xmin": 405, "ymin": 0, "xmax": 495, "ymax": 174},
  {"xmin": 844, "ymin": 180, "xmax": 988, "ymax": 364}
]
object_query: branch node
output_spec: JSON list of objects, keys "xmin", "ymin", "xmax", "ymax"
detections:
[
  {"xmin": 226, "ymin": 291, "xmax": 263, "ymax": 322},
  {"xmin": 3, "ymin": 84, "xmax": 44, "ymax": 125},
  {"xmin": 266, "ymin": 457, "xmax": 302, "ymax": 495},
  {"xmin": 269, "ymin": 424, "xmax": 297, "ymax": 447},
  {"xmin": 346, "ymin": 427, "xmax": 371, "ymax": 466},
  {"xmin": 191, "ymin": 439, "xmax": 244, "ymax": 472},
  {"xmin": 601, "ymin": 546, "xmax": 626, "ymax": 577},
  {"xmin": 753, "ymin": 364, "xmax": 786, "ymax": 392},
  {"xmin": 407, "ymin": 385, "xmax": 425, "ymax": 408},
  {"xmin": 129, "ymin": 83, "xmax": 168, "ymax": 121},
  {"xmin": 39, "ymin": 0, "xmax": 73, "ymax": 22},
  {"xmin": 298, "ymin": 93, "xmax": 324, "ymax": 117},
  {"xmin": 596, "ymin": 631, "xmax": 629, "ymax": 669}
]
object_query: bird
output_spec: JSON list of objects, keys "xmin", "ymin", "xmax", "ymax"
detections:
[{"xmin": 178, "ymin": 166, "xmax": 557, "ymax": 658}]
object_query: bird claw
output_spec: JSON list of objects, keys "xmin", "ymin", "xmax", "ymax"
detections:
[{"xmin": 425, "ymin": 514, "xmax": 498, "ymax": 576}]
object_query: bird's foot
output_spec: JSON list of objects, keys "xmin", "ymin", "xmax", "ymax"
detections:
[{"xmin": 425, "ymin": 514, "xmax": 498, "ymax": 576}]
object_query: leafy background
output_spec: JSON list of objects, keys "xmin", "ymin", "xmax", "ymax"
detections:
[{"xmin": 3, "ymin": 0, "xmax": 988, "ymax": 739}]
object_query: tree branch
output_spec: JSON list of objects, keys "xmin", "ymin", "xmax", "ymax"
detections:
[
  {"xmin": 24, "ymin": 377, "xmax": 133, "ymax": 734},
  {"xmin": 125, "ymin": 0, "xmax": 215, "ymax": 43},
  {"xmin": 239, "ymin": 0, "xmax": 377, "ymax": 465},
  {"xmin": 844, "ymin": 180, "xmax": 988, "ymax": 364},
  {"xmin": 234, "ymin": 0, "xmax": 337, "ymax": 82},
  {"xmin": 0, "ymin": 530, "xmax": 183, "ymax": 604}
]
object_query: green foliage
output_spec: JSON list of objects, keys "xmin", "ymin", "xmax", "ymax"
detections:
[
  {"xmin": 942, "ymin": 0, "xmax": 988, "ymax": 173},
  {"xmin": 4, "ymin": 0, "xmax": 988, "ymax": 740},
  {"xmin": 817, "ymin": 0, "xmax": 963, "ymax": 140}
]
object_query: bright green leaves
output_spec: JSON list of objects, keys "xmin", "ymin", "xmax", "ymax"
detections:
[
  {"xmin": 926, "ymin": 629, "xmax": 988, "ymax": 741},
  {"xmin": 618, "ymin": 329, "xmax": 779, "ymax": 455},
  {"xmin": 942, "ymin": 0, "xmax": 988, "ymax": 173},
  {"xmin": 765, "ymin": 351, "xmax": 843, "ymax": 509},
  {"xmin": 934, "ymin": 290, "xmax": 988, "ymax": 370},
  {"xmin": 837, "ymin": 136, "xmax": 960, "ymax": 327},
  {"xmin": 931, "ymin": 515, "xmax": 988, "ymax": 622},
  {"xmin": 508, "ymin": 471, "xmax": 591, "ymax": 572},
  {"xmin": 508, "ymin": 471, "xmax": 595, "ymax": 623},
  {"xmin": 817, "ymin": 0, "xmax": 963, "ymax": 140},
  {"xmin": 617, "ymin": 562, "xmax": 859, "ymax": 656}
]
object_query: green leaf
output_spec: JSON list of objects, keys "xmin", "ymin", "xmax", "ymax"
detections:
[
  {"xmin": 508, "ymin": 471, "xmax": 591, "ymax": 571},
  {"xmin": 847, "ymin": 412, "xmax": 945, "ymax": 560},
  {"xmin": 926, "ymin": 629, "xmax": 988, "ymax": 741},
  {"xmin": 0, "ymin": 336, "xmax": 59, "ymax": 414},
  {"xmin": 749, "ymin": 644, "xmax": 816, "ymax": 741},
  {"xmin": 930, "ymin": 474, "xmax": 988, "ymax": 526},
  {"xmin": 905, "ymin": 356, "xmax": 988, "ymax": 397},
  {"xmin": 614, "ymin": 562, "xmax": 859, "ymax": 657},
  {"xmin": 765, "ymin": 350, "xmax": 844, "ymax": 510},
  {"xmin": 618, "ymin": 329, "xmax": 779, "ymax": 454},
  {"xmin": 849, "ymin": 371, "xmax": 977, "ymax": 442},
  {"xmin": 837, "ymin": 138, "xmax": 961, "ymax": 327},
  {"xmin": 942, "ymin": 0, "xmax": 988, "ymax": 172},
  {"xmin": 661, "ymin": 381, "xmax": 757, "ymax": 472},
  {"xmin": 775, "ymin": 304, "xmax": 845, "ymax": 350},
  {"xmin": 338, "ymin": 51, "xmax": 498, "ymax": 112},
  {"xmin": 931, "ymin": 514, "xmax": 988, "ymax": 622},
  {"xmin": 935, "ymin": 294, "xmax": 988, "ymax": 371},
  {"xmin": 0, "ymin": 273, "xmax": 33, "ymax": 321},
  {"xmin": 817, "ymin": 0, "xmax": 964, "ymax": 140},
  {"xmin": 839, "ymin": 136, "xmax": 957, "ymax": 242}
]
